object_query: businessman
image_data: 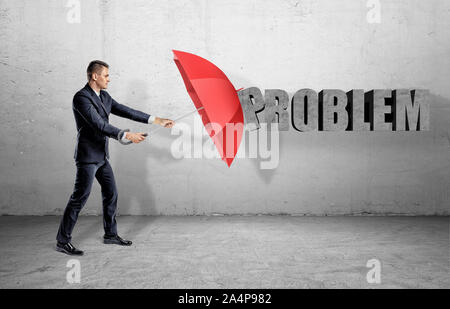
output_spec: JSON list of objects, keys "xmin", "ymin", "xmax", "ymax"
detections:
[{"xmin": 56, "ymin": 60, "xmax": 174, "ymax": 256}]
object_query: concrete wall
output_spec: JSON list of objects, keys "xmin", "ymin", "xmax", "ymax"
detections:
[{"xmin": 0, "ymin": 0, "xmax": 449, "ymax": 215}]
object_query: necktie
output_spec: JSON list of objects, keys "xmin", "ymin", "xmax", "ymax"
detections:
[
  {"xmin": 98, "ymin": 93, "xmax": 107, "ymax": 116},
  {"xmin": 99, "ymin": 93, "xmax": 104, "ymax": 106}
]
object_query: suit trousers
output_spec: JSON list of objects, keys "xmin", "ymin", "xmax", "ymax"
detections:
[{"xmin": 56, "ymin": 159, "xmax": 118, "ymax": 244}]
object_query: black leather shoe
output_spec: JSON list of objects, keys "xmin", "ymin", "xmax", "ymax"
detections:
[
  {"xmin": 56, "ymin": 242, "xmax": 84, "ymax": 256},
  {"xmin": 103, "ymin": 235, "xmax": 132, "ymax": 246}
]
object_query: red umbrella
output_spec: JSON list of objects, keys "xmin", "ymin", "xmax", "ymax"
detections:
[{"xmin": 173, "ymin": 50, "xmax": 244, "ymax": 167}]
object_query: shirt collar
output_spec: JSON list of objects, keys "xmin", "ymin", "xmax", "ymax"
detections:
[{"xmin": 87, "ymin": 83, "xmax": 101, "ymax": 97}]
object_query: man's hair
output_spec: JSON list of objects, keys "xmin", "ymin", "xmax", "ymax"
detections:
[{"xmin": 87, "ymin": 60, "xmax": 109, "ymax": 81}]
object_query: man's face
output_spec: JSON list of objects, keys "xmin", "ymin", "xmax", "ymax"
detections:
[{"xmin": 93, "ymin": 67, "xmax": 110, "ymax": 90}]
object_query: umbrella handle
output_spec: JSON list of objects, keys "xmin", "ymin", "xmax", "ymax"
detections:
[
  {"xmin": 120, "ymin": 107, "xmax": 204, "ymax": 145},
  {"xmin": 118, "ymin": 130, "xmax": 149, "ymax": 145}
]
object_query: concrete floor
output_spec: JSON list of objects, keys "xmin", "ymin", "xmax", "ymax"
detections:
[{"xmin": 0, "ymin": 216, "xmax": 448, "ymax": 289}]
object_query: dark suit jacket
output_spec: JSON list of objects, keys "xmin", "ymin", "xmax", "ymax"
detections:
[{"xmin": 72, "ymin": 84, "xmax": 150, "ymax": 163}]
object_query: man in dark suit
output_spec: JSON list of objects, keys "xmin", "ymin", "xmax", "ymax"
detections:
[{"xmin": 56, "ymin": 60, "xmax": 174, "ymax": 256}]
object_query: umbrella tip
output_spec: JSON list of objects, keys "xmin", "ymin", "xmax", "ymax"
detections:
[{"xmin": 225, "ymin": 157, "xmax": 235, "ymax": 167}]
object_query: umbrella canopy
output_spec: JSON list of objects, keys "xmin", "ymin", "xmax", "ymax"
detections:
[{"xmin": 173, "ymin": 50, "xmax": 244, "ymax": 167}]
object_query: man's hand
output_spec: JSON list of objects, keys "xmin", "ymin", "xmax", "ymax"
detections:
[
  {"xmin": 125, "ymin": 132, "xmax": 146, "ymax": 144},
  {"xmin": 155, "ymin": 117, "xmax": 175, "ymax": 128}
]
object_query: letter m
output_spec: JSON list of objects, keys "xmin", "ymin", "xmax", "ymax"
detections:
[{"xmin": 393, "ymin": 89, "xmax": 430, "ymax": 131}]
